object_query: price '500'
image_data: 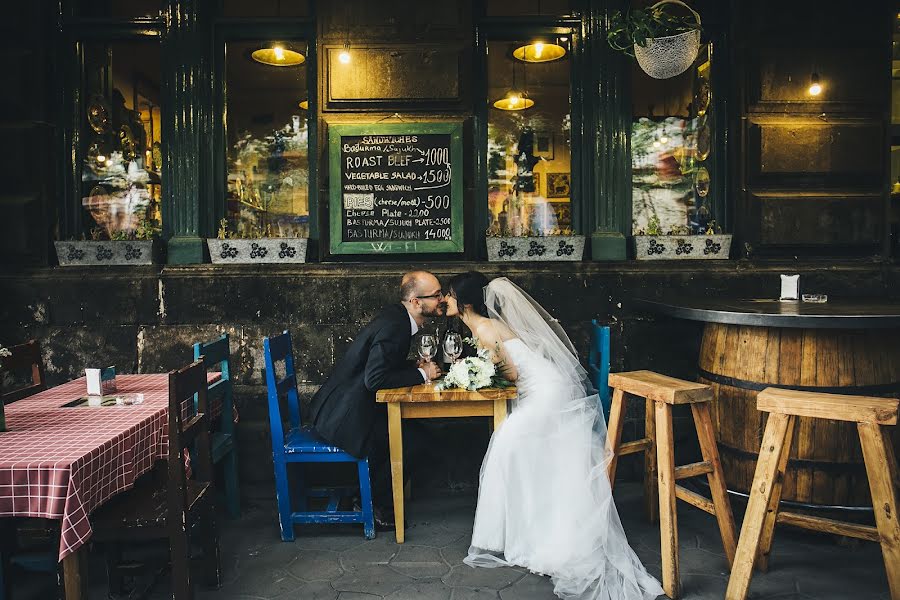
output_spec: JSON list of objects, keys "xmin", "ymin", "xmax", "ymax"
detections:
[{"xmin": 424, "ymin": 195, "xmax": 450, "ymax": 209}]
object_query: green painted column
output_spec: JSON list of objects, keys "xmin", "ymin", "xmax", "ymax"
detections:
[
  {"xmin": 586, "ymin": 0, "xmax": 631, "ymax": 260},
  {"xmin": 162, "ymin": 0, "xmax": 213, "ymax": 264}
]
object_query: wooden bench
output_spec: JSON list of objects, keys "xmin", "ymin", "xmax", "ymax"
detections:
[
  {"xmin": 725, "ymin": 387, "xmax": 900, "ymax": 600},
  {"xmin": 607, "ymin": 370, "xmax": 737, "ymax": 599}
]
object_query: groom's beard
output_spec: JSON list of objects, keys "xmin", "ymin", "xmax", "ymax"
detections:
[{"xmin": 422, "ymin": 304, "xmax": 446, "ymax": 318}]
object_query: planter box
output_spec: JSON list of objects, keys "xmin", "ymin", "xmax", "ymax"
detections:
[
  {"xmin": 634, "ymin": 234, "xmax": 732, "ymax": 260},
  {"xmin": 486, "ymin": 235, "xmax": 585, "ymax": 262},
  {"xmin": 207, "ymin": 238, "xmax": 308, "ymax": 264},
  {"xmin": 55, "ymin": 240, "xmax": 157, "ymax": 266}
]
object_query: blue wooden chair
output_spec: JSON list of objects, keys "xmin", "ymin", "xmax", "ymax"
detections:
[
  {"xmin": 193, "ymin": 333, "xmax": 240, "ymax": 518},
  {"xmin": 263, "ymin": 330, "xmax": 375, "ymax": 541},
  {"xmin": 588, "ymin": 320, "xmax": 612, "ymax": 421}
]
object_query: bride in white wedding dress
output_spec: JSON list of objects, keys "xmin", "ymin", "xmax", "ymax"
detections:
[{"xmin": 443, "ymin": 272, "xmax": 663, "ymax": 600}]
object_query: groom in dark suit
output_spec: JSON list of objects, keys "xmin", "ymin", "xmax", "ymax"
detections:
[{"xmin": 309, "ymin": 271, "xmax": 445, "ymax": 524}]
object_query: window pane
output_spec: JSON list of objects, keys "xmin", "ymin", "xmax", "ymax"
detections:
[
  {"xmin": 81, "ymin": 40, "xmax": 162, "ymax": 239},
  {"xmin": 486, "ymin": 38, "xmax": 572, "ymax": 237},
  {"xmin": 225, "ymin": 40, "xmax": 310, "ymax": 238},
  {"xmin": 631, "ymin": 46, "xmax": 714, "ymax": 235}
]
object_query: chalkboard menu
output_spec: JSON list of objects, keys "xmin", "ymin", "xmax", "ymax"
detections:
[{"xmin": 328, "ymin": 122, "xmax": 463, "ymax": 255}]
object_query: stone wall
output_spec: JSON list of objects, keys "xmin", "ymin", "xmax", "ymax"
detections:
[{"xmin": 2, "ymin": 260, "xmax": 898, "ymax": 496}]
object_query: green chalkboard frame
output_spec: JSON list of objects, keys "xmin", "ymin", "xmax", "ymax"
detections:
[{"xmin": 328, "ymin": 122, "xmax": 464, "ymax": 255}]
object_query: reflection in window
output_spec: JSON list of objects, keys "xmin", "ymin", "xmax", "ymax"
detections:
[
  {"xmin": 225, "ymin": 41, "xmax": 309, "ymax": 238},
  {"xmin": 81, "ymin": 41, "xmax": 162, "ymax": 239},
  {"xmin": 631, "ymin": 46, "xmax": 714, "ymax": 235},
  {"xmin": 486, "ymin": 38, "xmax": 572, "ymax": 237}
]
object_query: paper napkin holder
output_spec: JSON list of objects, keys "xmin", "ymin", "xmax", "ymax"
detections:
[
  {"xmin": 780, "ymin": 274, "xmax": 799, "ymax": 302},
  {"xmin": 86, "ymin": 365, "xmax": 116, "ymax": 396}
]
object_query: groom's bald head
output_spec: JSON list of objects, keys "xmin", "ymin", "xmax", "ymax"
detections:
[{"xmin": 400, "ymin": 270, "xmax": 438, "ymax": 301}]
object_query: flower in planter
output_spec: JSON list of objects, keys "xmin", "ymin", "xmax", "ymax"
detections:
[{"xmin": 556, "ymin": 240, "xmax": 575, "ymax": 256}]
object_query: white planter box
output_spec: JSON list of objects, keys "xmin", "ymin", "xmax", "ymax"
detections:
[
  {"xmin": 55, "ymin": 240, "xmax": 157, "ymax": 266},
  {"xmin": 207, "ymin": 238, "xmax": 308, "ymax": 264},
  {"xmin": 486, "ymin": 236, "xmax": 585, "ymax": 262},
  {"xmin": 634, "ymin": 234, "xmax": 732, "ymax": 260}
]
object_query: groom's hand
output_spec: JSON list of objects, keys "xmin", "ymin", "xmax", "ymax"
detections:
[{"xmin": 420, "ymin": 360, "xmax": 442, "ymax": 381}]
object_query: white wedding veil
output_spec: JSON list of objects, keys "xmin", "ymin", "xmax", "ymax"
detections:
[{"xmin": 483, "ymin": 277, "xmax": 604, "ymax": 432}]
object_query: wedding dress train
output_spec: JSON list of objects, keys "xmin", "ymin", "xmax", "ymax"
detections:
[{"xmin": 464, "ymin": 280, "xmax": 663, "ymax": 600}]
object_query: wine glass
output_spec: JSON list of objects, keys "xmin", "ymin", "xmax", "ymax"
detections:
[
  {"xmin": 418, "ymin": 334, "xmax": 437, "ymax": 363},
  {"xmin": 443, "ymin": 332, "xmax": 462, "ymax": 364}
]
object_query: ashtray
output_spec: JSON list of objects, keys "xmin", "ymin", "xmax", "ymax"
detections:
[
  {"xmin": 115, "ymin": 393, "xmax": 144, "ymax": 406},
  {"xmin": 801, "ymin": 293, "xmax": 828, "ymax": 303}
]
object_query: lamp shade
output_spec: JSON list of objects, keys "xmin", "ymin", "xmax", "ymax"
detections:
[
  {"xmin": 492, "ymin": 91, "xmax": 534, "ymax": 111},
  {"xmin": 251, "ymin": 44, "xmax": 305, "ymax": 66},
  {"xmin": 513, "ymin": 40, "xmax": 566, "ymax": 63}
]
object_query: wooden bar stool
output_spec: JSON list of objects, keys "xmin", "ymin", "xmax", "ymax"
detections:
[
  {"xmin": 607, "ymin": 370, "xmax": 737, "ymax": 599},
  {"xmin": 726, "ymin": 388, "xmax": 900, "ymax": 600}
]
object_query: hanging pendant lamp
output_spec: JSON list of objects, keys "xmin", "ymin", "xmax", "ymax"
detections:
[
  {"xmin": 492, "ymin": 61, "xmax": 534, "ymax": 111},
  {"xmin": 251, "ymin": 43, "xmax": 305, "ymax": 66},
  {"xmin": 512, "ymin": 1, "xmax": 566, "ymax": 63},
  {"xmin": 513, "ymin": 38, "xmax": 567, "ymax": 63}
]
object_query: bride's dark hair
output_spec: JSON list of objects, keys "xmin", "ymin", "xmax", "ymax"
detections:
[{"xmin": 448, "ymin": 271, "xmax": 490, "ymax": 317}]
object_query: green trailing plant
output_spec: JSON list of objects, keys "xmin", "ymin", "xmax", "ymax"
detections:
[
  {"xmin": 636, "ymin": 216, "xmax": 724, "ymax": 236},
  {"xmin": 135, "ymin": 217, "xmax": 161, "ymax": 240},
  {"xmin": 607, "ymin": 4, "xmax": 702, "ymax": 56}
]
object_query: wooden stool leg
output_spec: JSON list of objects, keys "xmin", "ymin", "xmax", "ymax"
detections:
[
  {"xmin": 605, "ymin": 388, "xmax": 626, "ymax": 488},
  {"xmin": 644, "ymin": 397, "xmax": 658, "ymax": 523},
  {"xmin": 725, "ymin": 414, "xmax": 794, "ymax": 600},
  {"xmin": 691, "ymin": 402, "xmax": 737, "ymax": 568},
  {"xmin": 858, "ymin": 422, "xmax": 900, "ymax": 600},
  {"xmin": 756, "ymin": 414, "xmax": 795, "ymax": 573},
  {"xmin": 655, "ymin": 402, "xmax": 679, "ymax": 599}
]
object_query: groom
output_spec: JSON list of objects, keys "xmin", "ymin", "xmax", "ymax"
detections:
[{"xmin": 309, "ymin": 270, "xmax": 445, "ymax": 524}]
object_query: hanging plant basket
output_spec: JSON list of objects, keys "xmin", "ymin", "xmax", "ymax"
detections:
[
  {"xmin": 609, "ymin": 0, "xmax": 702, "ymax": 80},
  {"xmin": 634, "ymin": 28, "xmax": 701, "ymax": 79}
]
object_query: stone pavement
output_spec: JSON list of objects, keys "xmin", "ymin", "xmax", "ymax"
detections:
[{"xmin": 11, "ymin": 482, "xmax": 891, "ymax": 599}]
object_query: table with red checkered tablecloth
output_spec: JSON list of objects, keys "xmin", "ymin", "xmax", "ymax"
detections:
[{"xmin": 0, "ymin": 372, "xmax": 219, "ymax": 562}]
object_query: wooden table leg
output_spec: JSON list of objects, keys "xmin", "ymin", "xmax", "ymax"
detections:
[
  {"xmin": 387, "ymin": 402, "xmax": 405, "ymax": 544},
  {"xmin": 62, "ymin": 546, "xmax": 88, "ymax": 600},
  {"xmin": 493, "ymin": 398, "xmax": 507, "ymax": 430}
]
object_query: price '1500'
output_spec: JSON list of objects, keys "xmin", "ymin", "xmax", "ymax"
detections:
[{"xmin": 421, "ymin": 169, "xmax": 450, "ymax": 184}]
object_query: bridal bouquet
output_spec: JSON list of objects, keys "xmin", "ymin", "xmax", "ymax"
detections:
[{"xmin": 434, "ymin": 338, "xmax": 512, "ymax": 391}]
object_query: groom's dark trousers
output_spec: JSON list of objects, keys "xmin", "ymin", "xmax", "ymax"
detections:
[{"xmin": 309, "ymin": 303, "xmax": 427, "ymax": 509}]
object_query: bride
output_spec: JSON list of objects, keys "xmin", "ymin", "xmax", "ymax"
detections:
[{"xmin": 444, "ymin": 272, "xmax": 663, "ymax": 600}]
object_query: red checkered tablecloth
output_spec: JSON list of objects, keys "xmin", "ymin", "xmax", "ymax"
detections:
[{"xmin": 0, "ymin": 373, "xmax": 220, "ymax": 561}]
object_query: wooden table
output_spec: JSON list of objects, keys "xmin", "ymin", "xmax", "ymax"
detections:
[
  {"xmin": 635, "ymin": 297, "xmax": 900, "ymax": 511},
  {"xmin": 375, "ymin": 384, "xmax": 517, "ymax": 543}
]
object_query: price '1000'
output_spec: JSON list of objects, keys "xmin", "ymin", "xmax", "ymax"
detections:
[
  {"xmin": 424, "ymin": 147, "xmax": 449, "ymax": 166},
  {"xmin": 423, "ymin": 195, "xmax": 450, "ymax": 209}
]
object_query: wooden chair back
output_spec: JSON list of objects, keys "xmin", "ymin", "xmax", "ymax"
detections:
[
  {"xmin": 588, "ymin": 320, "xmax": 611, "ymax": 419},
  {"xmin": 193, "ymin": 334, "xmax": 233, "ymax": 436},
  {"xmin": 1, "ymin": 340, "xmax": 46, "ymax": 404},
  {"xmin": 262, "ymin": 331, "xmax": 302, "ymax": 447},
  {"xmin": 168, "ymin": 360, "xmax": 213, "ymax": 500}
]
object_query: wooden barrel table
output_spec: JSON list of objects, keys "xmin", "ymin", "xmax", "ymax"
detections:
[{"xmin": 635, "ymin": 298, "xmax": 900, "ymax": 510}]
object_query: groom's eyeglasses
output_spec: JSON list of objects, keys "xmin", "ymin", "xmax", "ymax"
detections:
[{"xmin": 416, "ymin": 291, "xmax": 445, "ymax": 300}]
